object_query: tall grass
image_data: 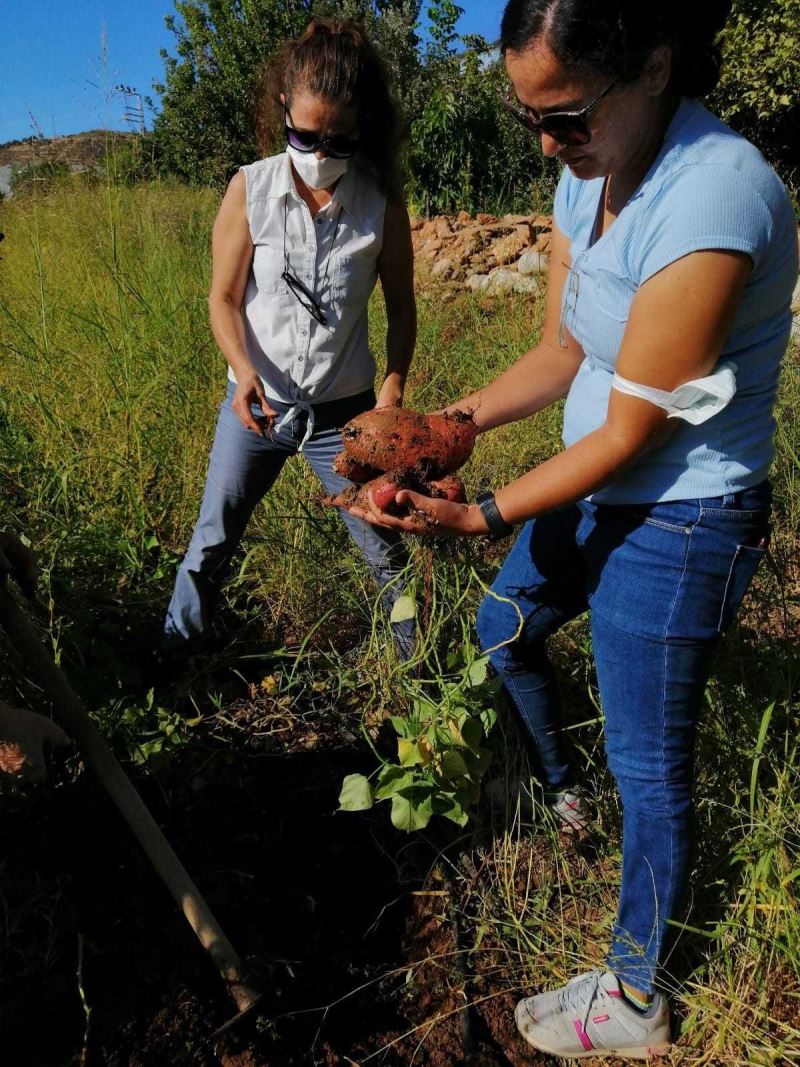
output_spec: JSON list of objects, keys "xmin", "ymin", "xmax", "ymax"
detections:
[{"xmin": 0, "ymin": 176, "xmax": 798, "ymax": 1062}]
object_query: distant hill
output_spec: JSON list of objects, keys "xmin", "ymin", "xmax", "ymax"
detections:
[{"xmin": 0, "ymin": 130, "xmax": 137, "ymax": 168}]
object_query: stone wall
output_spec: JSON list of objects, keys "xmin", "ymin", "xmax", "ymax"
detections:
[{"xmin": 410, "ymin": 211, "xmax": 552, "ymax": 294}]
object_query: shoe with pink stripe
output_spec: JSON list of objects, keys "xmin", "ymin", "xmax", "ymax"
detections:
[{"xmin": 515, "ymin": 969, "xmax": 672, "ymax": 1060}]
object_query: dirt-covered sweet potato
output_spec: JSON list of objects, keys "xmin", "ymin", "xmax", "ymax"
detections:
[
  {"xmin": 341, "ymin": 407, "xmax": 477, "ymax": 476},
  {"xmin": 332, "ymin": 451, "xmax": 381, "ymax": 484},
  {"xmin": 322, "ymin": 473, "xmax": 407, "ymax": 513},
  {"xmin": 426, "ymin": 474, "xmax": 466, "ymax": 503}
]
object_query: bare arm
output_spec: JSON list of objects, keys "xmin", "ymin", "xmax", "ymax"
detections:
[
  {"xmin": 375, "ymin": 198, "xmax": 416, "ymax": 408},
  {"xmin": 447, "ymin": 222, "xmax": 585, "ymax": 431},
  {"xmin": 209, "ymin": 171, "xmax": 277, "ymax": 433}
]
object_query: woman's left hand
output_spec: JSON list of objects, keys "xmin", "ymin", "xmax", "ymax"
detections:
[
  {"xmin": 375, "ymin": 375, "xmax": 404, "ymax": 409},
  {"xmin": 348, "ymin": 489, "xmax": 488, "ymax": 538}
]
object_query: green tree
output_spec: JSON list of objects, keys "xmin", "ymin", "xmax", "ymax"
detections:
[
  {"xmin": 153, "ymin": 0, "xmax": 422, "ymax": 186},
  {"xmin": 710, "ymin": 0, "xmax": 800, "ymax": 192}
]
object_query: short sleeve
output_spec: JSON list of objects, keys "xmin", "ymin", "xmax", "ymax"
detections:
[
  {"xmin": 553, "ymin": 166, "xmax": 578, "ymax": 239},
  {"xmin": 636, "ymin": 164, "xmax": 774, "ymax": 284}
]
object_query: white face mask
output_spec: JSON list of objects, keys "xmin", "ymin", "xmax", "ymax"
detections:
[{"xmin": 287, "ymin": 145, "xmax": 349, "ymax": 190}]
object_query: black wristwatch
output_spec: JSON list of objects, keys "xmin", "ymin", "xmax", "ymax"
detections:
[{"xmin": 475, "ymin": 492, "xmax": 514, "ymax": 541}]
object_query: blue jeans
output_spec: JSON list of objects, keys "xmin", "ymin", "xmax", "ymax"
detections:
[
  {"xmin": 163, "ymin": 382, "xmax": 413, "ymax": 656},
  {"xmin": 476, "ymin": 483, "xmax": 771, "ymax": 993}
]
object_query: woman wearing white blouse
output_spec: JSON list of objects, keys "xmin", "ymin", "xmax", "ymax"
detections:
[{"xmin": 161, "ymin": 18, "xmax": 416, "ymax": 659}]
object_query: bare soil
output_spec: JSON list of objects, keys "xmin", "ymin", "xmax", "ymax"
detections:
[{"xmin": 0, "ymin": 698, "xmax": 544, "ymax": 1067}]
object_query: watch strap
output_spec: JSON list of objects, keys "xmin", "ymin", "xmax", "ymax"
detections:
[{"xmin": 476, "ymin": 492, "xmax": 513, "ymax": 540}]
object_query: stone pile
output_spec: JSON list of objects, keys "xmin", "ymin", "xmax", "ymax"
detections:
[{"xmin": 410, "ymin": 210, "xmax": 552, "ymax": 294}]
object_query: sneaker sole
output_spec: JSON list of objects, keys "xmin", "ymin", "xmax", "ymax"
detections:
[{"xmin": 517, "ymin": 1032, "xmax": 671, "ymax": 1061}]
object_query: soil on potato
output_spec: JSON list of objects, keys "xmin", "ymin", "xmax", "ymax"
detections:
[{"xmin": 0, "ymin": 702, "xmax": 542, "ymax": 1067}]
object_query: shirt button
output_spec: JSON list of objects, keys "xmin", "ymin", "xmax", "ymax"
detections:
[{"xmin": 317, "ymin": 218, "xmax": 324, "ymax": 225}]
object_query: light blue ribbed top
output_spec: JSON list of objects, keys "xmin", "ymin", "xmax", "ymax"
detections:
[{"xmin": 554, "ymin": 97, "xmax": 798, "ymax": 504}]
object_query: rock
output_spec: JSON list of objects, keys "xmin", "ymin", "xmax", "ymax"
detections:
[
  {"xmin": 431, "ymin": 257, "xmax": 455, "ymax": 280},
  {"xmin": 490, "ymin": 231, "xmax": 529, "ymax": 266},
  {"xmin": 517, "ymin": 250, "xmax": 550, "ymax": 275},
  {"xmin": 534, "ymin": 232, "xmax": 552, "ymax": 254},
  {"xmin": 409, "ymin": 217, "xmax": 424, "ymax": 232},
  {"xmin": 435, "ymin": 218, "xmax": 454, "ymax": 239},
  {"xmin": 419, "ymin": 237, "xmax": 443, "ymax": 258},
  {"xmin": 466, "ymin": 273, "xmax": 491, "ymax": 292},
  {"xmin": 452, "ymin": 230, "xmax": 486, "ymax": 258},
  {"xmin": 457, "ymin": 210, "xmax": 471, "ymax": 223},
  {"xmin": 476, "ymin": 213, "xmax": 498, "ymax": 225},
  {"xmin": 486, "ymin": 268, "xmax": 540, "ymax": 295},
  {"xmin": 791, "ymin": 277, "xmax": 800, "ymax": 313},
  {"xmin": 417, "ymin": 220, "xmax": 438, "ymax": 241}
]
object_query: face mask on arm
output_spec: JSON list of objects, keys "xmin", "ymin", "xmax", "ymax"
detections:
[{"xmin": 611, "ymin": 362, "xmax": 738, "ymax": 425}]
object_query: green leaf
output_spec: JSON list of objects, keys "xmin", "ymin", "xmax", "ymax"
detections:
[
  {"xmin": 398, "ymin": 738, "xmax": 425, "ymax": 767},
  {"xmin": 465, "ymin": 655, "xmax": 489, "ymax": 686},
  {"xmin": 391, "ymin": 791, "xmax": 433, "ymax": 831},
  {"xmin": 460, "ymin": 717, "xmax": 484, "ymax": 752},
  {"xmin": 375, "ymin": 765, "xmax": 416, "ymax": 800},
  {"xmin": 338, "ymin": 774, "xmax": 374, "ymax": 811},
  {"xmin": 439, "ymin": 750, "xmax": 469, "ymax": 780},
  {"xmin": 390, "ymin": 714, "xmax": 412, "ymax": 738},
  {"xmin": 432, "ymin": 793, "xmax": 469, "ymax": 827},
  {"xmin": 390, "ymin": 595, "xmax": 416, "ymax": 623}
]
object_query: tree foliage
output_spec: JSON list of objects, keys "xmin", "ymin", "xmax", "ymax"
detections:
[
  {"xmin": 711, "ymin": 0, "xmax": 800, "ymax": 191},
  {"xmin": 152, "ymin": 0, "xmax": 799, "ymax": 209}
]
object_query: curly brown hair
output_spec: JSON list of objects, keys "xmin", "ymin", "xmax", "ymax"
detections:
[{"xmin": 253, "ymin": 17, "xmax": 404, "ymax": 199}]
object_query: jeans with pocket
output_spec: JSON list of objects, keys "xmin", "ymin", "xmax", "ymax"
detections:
[
  {"xmin": 163, "ymin": 382, "xmax": 413, "ymax": 656},
  {"xmin": 476, "ymin": 482, "xmax": 771, "ymax": 992}
]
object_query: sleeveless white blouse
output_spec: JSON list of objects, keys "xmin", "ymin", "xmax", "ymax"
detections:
[{"xmin": 234, "ymin": 153, "xmax": 386, "ymax": 444}]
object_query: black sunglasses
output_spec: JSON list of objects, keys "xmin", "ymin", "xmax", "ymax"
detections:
[
  {"xmin": 499, "ymin": 80, "xmax": 617, "ymax": 147},
  {"xmin": 281, "ymin": 268, "xmax": 328, "ymax": 325},
  {"xmin": 284, "ymin": 106, "xmax": 360, "ymax": 160}
]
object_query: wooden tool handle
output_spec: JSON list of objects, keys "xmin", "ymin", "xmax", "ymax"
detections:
[{"xmin": 0, "ymin": 574, "xmax": 259, "ymax": 1015}]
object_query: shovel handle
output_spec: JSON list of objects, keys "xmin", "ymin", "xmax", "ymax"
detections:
[{"xmin": 0, "ymin": 574, "xmax": 259, "ymax": 1015}]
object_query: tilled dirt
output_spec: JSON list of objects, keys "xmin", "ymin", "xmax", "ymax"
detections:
[{"xmin": 0, "ymin": 728, "xmax": 547, "ymax": 1066}]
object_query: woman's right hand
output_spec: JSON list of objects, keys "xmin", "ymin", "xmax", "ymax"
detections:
[{"xmin": 232, "ymin": 375, "xmax": 278, "ymax": 435}]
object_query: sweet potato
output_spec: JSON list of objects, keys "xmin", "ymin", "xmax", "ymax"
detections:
[
  {"xmin": 332, "ymin": 451, "xmax": 381, "ymax": 484},
  {"xmin": 322, "ymin": 473, "xmax": 407, "ymax": 513},
  {"xmin": 426, "ymin": 412, "xmax": 479, "ymax": 473},
  {"xmin": 427, "ymin": 474, "xmax": 466, "ymax": 503},
  {"xmin": 341, "ymin": 407, "xmax": 477, "ymax": 476}
]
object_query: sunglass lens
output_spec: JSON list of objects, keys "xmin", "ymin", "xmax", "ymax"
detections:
[
  {"xmin": 325, "ymin": 136, "xmax": 358, "ymax": 159},
  {"xmin": 285, "ymin": 126, "xmax": 317, "ymax": 152},
  {"xmin": 541, "ymin": 117, "xmax": 590, "ymax": 146}
]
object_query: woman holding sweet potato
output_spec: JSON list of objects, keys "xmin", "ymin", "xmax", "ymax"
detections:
[
  {"xmin": 161, "ymin": 18, "xmax": 416, "ymax": 660},
  {"xmin": 348, "ymin": 0, "xmax": 797, "ymax": 1057}
]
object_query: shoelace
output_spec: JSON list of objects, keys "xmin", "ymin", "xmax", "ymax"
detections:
[{"xmin": 557, "ymin": 969, "xmax": 605, "ymax": 1033}]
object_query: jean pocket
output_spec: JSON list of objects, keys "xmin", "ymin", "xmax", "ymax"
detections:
[{"xmin": 718, "ymin": 543, "xmax": 767, "ymax": 633}]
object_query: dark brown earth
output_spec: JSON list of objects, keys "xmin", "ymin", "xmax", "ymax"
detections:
[{"xmin": 0, "ymin": 693, "xmax": 548, "ymax": 1067}]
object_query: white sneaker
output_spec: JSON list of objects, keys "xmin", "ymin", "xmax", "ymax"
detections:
[
  {"xmin": 515, "ymin": 969, "xmax": 672, "ymax": 1060},
  {"xmin": 485, "ymin": 778, "xmax": 590, "ymax": 832},
  {"xmin": 548, "ymin": 786, "xmax": 590, "ymax": 832}
]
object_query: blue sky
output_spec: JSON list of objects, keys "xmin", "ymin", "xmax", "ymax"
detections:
[{"xmin": 0, "ymin": 1, "xmax": 502, "ymax": 144}]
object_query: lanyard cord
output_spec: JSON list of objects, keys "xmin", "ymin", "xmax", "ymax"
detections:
[{"xmin": 283, "ymin": 192, "xmax": 344, "ymax": 309}]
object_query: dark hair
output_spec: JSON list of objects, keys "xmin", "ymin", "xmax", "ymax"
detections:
[
  {"xmin": 254, "ymin": 17, "xmax": 403, "ymax": 197},
  {"xmin": 500, "ymin": 0, "xmax": 732, "ymax": 98}
]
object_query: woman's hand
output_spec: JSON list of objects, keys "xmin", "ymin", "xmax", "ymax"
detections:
[
  {"xmin": 375, "ymin": 373, "xmax": 405, "ymax": 409},
  {"xmin": 0, "ymin": 700, "xmax": 70, "ymax": 785},
  {"xmin": 348, "ymin": 489, "xmax": 489, "ymax": 538},
  {"xmin": 232, "ymin": 375, "xmax": 278, "ymax": 435}
]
